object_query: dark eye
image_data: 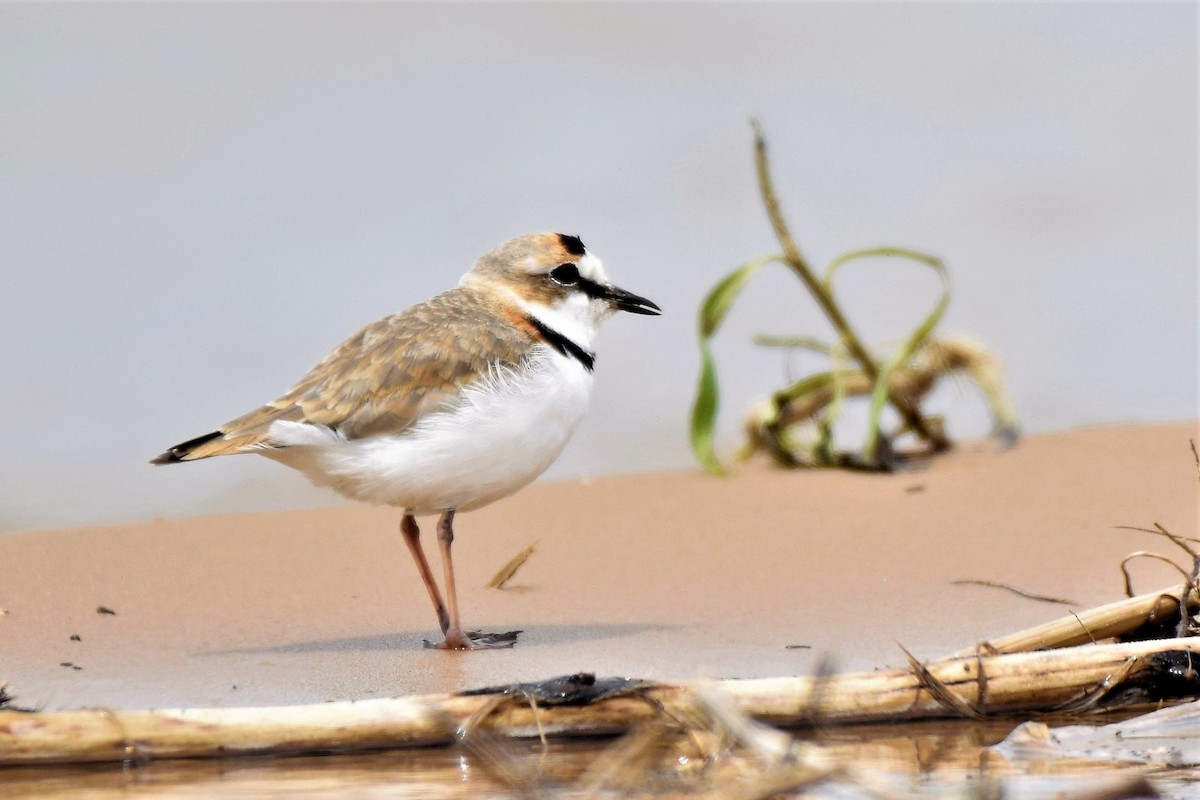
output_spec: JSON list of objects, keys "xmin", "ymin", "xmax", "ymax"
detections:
[{"xmin": 549, "ymin": 263, "xmax": 579, "ymax": 285}]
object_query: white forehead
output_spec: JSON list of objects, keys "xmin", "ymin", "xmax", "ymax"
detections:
[{"xmin": 576, "ymin": 251, "xmax": 608, "ymax": 284}]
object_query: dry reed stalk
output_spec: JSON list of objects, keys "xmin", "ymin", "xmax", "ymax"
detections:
[
  {"xmin": 720, "ymin": 636, "xmax": 1199, "ymax": 726},
  {"xmin": 948, "ymin": 584, "xmax": 1199, "ymax": 658},
  {"xmin": 2, "ymin": 636, "xmax": 1198, "ymax": 767},
  {"xmin": 487, "ymin": 542, "xmax": 538, "ymax": 589}
]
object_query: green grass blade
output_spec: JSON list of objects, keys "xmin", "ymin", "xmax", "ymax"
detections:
[
  {"xmin": 823, "ymin": 247, "xmax": 950, "ymax": 463},
  {"xmin": 690, "ymin": 254, "xmax": 782, "ymax": 473},
  {"xmin": 691, "ymin": 344, "xmax": 725, "ymax": 474},
  {"xmin": 698, "ymin": 254, "xmax": 779, "ymax": 338}
]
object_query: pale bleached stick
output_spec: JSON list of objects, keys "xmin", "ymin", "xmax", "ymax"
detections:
[
  {"xmin": 3, "ymin": 636, "xmax": 1198, "ymax": 767},
  {"xmin": 948, "ymin": 584, "xmax": 1197, "ymax": 658}
]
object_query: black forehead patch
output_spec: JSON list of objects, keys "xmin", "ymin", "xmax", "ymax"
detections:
[{"xmin": 557, "ymin": 233, "xmax": 586, "ymax": 256}]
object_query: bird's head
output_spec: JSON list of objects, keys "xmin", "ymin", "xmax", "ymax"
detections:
[{"xmin": 463, "ymin": 233, "xmax": 660, "ymax": 340}]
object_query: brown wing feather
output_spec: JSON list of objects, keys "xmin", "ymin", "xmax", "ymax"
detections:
[{"xmin": 153, "ymin": 286, "xmax": 538, "ymax": 463}]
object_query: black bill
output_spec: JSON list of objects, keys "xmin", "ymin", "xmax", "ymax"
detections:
[{"xmin": 603, "ymin": 284, "xmax": 661, "ymax": 315}]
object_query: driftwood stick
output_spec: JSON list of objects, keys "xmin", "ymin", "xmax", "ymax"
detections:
[
  {"xmin": 3, "ymin": 637, "xmax": 1198, "ymax": 767},
  {"xmin": 948, "ymin": 584, "xmax": 1199, "ymax": 658},
  {"xmin": 722, "ymin": 637, "xmax": 1200, "ymax": 727}
]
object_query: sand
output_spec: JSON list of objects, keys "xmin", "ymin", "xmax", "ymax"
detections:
[{"xmin": 1, "ymin": 421, "xmax": 1196, "ymax": 711}]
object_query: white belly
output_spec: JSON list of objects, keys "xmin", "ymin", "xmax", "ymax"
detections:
[{"xmin": 262, "ymin": 349, "xmax": 592, "ymax": 514}]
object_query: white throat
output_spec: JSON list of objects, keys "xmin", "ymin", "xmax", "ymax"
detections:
[{"xmin": 516, "ymin": 294, "xmax": 601, "ymax": 355}]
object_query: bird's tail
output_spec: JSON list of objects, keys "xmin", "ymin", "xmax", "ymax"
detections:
[
  {"xmin": 152, "ymin": 401, "xmax": 301, "ymax": 465},
  {"xmin": 150, "ymin": 431, "xmax": 228, "ymax": 465}
]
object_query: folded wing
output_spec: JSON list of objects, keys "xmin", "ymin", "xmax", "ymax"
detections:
[{"xmin": 151, "ymin": 287, "xmax": 535, "ymax": 464}]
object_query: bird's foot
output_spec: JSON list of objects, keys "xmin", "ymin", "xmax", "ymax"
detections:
[{"xmin": 424, "ymin": 629, "xmax": 522, "ymax": 650}]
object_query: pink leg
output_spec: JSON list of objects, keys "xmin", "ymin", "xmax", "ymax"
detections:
[
  {"xmin": 435, "ymin": 509, "xmax": 474, "ymax": 649},
  {"xmin": 400, "ymin": 513, "xmax": 450, "ymax": 635}
]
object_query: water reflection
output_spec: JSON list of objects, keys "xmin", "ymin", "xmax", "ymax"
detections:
[{"xmin": 5, "ymin": 718, "xmax": 1199, "ymax": 798}]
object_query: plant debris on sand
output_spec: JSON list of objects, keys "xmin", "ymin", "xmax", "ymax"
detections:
[{"xmin": 690, "ymin": 122, "xmax": 1019, "ymax": 474}]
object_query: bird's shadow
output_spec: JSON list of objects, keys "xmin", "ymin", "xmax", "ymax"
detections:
[{"xmin": 199, "ymin": 622, "xmax": 675, "ymax": 656}]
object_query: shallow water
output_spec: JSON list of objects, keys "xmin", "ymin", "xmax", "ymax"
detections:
[{"xmin": 4, "ymin": 718, "xmax": 1198, "ymax": 799}]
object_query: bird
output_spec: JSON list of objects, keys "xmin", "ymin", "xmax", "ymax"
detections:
[{"xmin": 151, "ymin": 232, "xmax": 661, "ymax": 650}]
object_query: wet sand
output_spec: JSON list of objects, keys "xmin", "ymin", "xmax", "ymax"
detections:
[{"xmin": 1, "ymin": 421, "xmax": 1196, "ymax": 711}]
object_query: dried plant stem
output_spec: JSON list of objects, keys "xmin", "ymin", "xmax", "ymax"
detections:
[
  {"xmin": 750, "ymin": 120, "xmax": 948, "ymax": 453},
  {"xmin": 487, "ymin": 542, "xmax": 537, "ymax": 589},
  {"xmin": 3, "ymin": 636, "xmax": 1197, "ymax": 767},
  {"xmin": 951, "ymin": 579, "xmax": 1076, "ymax": 607},
  {"xmin": 949, "ymin": 583, "xmax": 1199, "ymax": 658}
]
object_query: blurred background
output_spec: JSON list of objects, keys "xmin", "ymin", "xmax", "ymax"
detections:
[{"xmin": 1, "ymin": 3, "xmax": 1195, "ymax": 532}]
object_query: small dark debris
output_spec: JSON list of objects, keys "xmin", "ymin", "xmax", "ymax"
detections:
[
  {"xmin": 70, "ymin": 634, "xmax": 81, "ymax": 641},
  {"xmin": 1118, "ymin": 595, "xmax": 1200, "ymax": 643},
  {"xmin": 59, "ymin": 662, "xmax": 82, "ymax": 671},
  {"xmin": 459, "ymin": 672, "xmax": 652, "ymax": 706},
  {"xmin": 785, "ymin": 644, "xmax": 813, "ymax": 649},
  {"xmin": 0, "ymin": 684, "xmax": 36, "ymax": 713},
  {"xmin": 96, "ymin": 606, "xmax": 117, "ymax": 615},
  {"xmin": 1139, "ymin": 651, "xmax": 1200, "ymax": 700},
  {"xmin": 905, "ymin": 484, "xmax": 925, "ymax": 494},
  {"xmin": 1091, "ymin": 649, "xmax": 1200, "ymax": 710}
]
